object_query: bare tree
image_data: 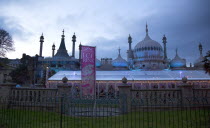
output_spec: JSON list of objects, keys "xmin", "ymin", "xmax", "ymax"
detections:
[{"xmin": 0, "ymin": 29, "xmax": 15, "ymax": 57}]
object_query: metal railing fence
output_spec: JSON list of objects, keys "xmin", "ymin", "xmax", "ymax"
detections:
[{"xmin": 0, "ymin": 96, "xmax": 209, "ymax": 128}]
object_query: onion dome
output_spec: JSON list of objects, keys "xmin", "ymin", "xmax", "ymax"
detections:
[
  {"xmin": 52, "ymin": 43, "xmax": 55, "ymax": 50},
  {"xmin": 40, "ymin": 33, "xmax": 44, "ymax": 42},
  {"xmin": 96, "ymin": 58, "xmax": 101, "ymax": 67},
  {"xmin": 112, "ymin": 48, "xmax": 128, "ymax": 67},
  {"xmin": 134, "ymin": 24, "xmax": 164, "ymax": 61},
  {"xmin": 170, "ymin": 48, "xmax": 186, "ymax": 68}
]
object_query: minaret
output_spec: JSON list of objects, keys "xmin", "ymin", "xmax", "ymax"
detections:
[
  {"xmin": 52, "ymin": 43, "xmax": 55, "ymax": 57},
  {"xmin": 199, "ymin": 43, "xmax": 203, "ymax": 56},
  {"xmin": 146, "ymin": 23, "xmax": 148, "ymax": 36},
  {"xmin": 79, "ymin": 42, "xmax": 82, "ymax": 62},
  {"xmin": 39, "ymin": 33, "xmax": 44, "ymax": 57},
  {"xmin": 72, "ymin": 33, "xmax": 76, "ymax": 58},
  {"xmin": 128, "ymin": 34, "xmax": 132, "ymax": 50},
  {"xmin": 162, "ymin": 35, "xmax": 167, "ymax": 60}
]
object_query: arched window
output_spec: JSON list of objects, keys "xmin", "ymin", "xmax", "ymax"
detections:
[
  {"xmin": 151, "ymin": 47, "xmax": 153, "ymax": 50},
  {"xmin": 148, "ymin": 47, "xmax": 150, "ymax": 50},
  {"xmin": 145, "ymin": 47, "xmax": 147, "ymax": 50}
]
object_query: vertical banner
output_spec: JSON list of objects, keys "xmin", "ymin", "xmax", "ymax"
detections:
[{"xmin": 81, "ymin": 46, "xmax": 96, "ymax": 96}]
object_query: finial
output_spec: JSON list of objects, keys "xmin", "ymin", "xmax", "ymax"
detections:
[
  {"xmin": 118, "ymin": 47, "xmax": 121, "ymax": 55},
  {"xmin": 41, "ymin": 33, "xmax": 43, "ymax": 36},
  {"xmin": 176, "ymin": 48, "xmax": 178, "ymax": 56},
  {"xmin": 61, "ymin": 29, "xmax": 65, "ymax": 38},
  {"xmin": 146, "ymin": 22, "xmax": 148, "ymax": 35},
  {"xmin": 128, "ymin": 34, "xmax": 132, "ymax": 43}
]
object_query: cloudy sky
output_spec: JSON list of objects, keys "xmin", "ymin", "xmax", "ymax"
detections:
[{"xmin": 0, "ymin": 0, "xmax": 209, "ymax": 65}]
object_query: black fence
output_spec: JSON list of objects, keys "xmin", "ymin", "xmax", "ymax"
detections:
[{"xmin": 0, "ymin": 96, "xmax": 209, "ymax": 128}]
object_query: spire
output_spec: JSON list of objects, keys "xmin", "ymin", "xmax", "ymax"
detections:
[
  {"xmin": 62, "ymin": 29, "xmax": 65, "ymax": 38},
  {"xmin": 176, "ymin": 48, "xmax": 178, "ymax": 56},
  {"xmin": 128, "ymin": 34, "xmax": 132, "ymax": 43},
  {"xmin": 118, "ymin": 47, "xmax": 121, "ymax": 56},
  {"xmin": 199, "ymin": 43, "xmax": 203, "ymax": 56},
  {"xmin": 146, "ymin": 22, "xmax": 148, "ymax": 35},
  {"xmin": 54, "ymin": 30, "xmax": 69, "ymax": 58}
]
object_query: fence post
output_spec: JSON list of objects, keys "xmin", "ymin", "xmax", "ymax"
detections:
[
  {"xmin": 118, "ymin": 77, "xmax": 131, "ymax": 114},
  {"xmin": 177, "ymin": 77, "xmax": 193, "ymax": 105}
]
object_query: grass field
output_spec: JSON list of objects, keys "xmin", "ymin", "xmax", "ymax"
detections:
[{"xmin": 0, "ymin": 108, "xmax": 209, "ymax": 128}]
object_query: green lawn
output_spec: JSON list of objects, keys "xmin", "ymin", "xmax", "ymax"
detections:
[{"xmin": 0, "ymin": 108, "xmax": 209, "ymax": 128}]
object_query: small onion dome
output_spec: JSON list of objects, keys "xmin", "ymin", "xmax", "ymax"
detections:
[
  {"xmin": 170, "ymin": 49, "xmax": 186, "ymax": 68},
  {"xmin": 194, "ymin": 55, "xmax": 204, "ymax": 68},
  {"xmin": 52, "ymin": 44, "xmax": 55, "ymax": 50},
  {"xmin": 96, "ymin": 58, "xmax": 101, "ymax": 67},
  {"xmin": 112, "ymin": 48, "xmax": 128, "ymax": 67},
  {"xmin": 62, "ymin": 76, "xmax": 68, "ymax": 83}
]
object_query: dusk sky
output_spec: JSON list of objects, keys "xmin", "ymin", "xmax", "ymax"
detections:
[{"xmin": 0, "ymin": 0, "xmax": 209, "ymax": 65}]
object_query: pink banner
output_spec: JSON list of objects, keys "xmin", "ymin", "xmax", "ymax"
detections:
[{"xmin": 81, "ymin": 46, "xmax": 96, "ymax": 96}]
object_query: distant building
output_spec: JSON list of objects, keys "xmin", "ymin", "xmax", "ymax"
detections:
[{"xmin": 35, "ymin": 24, "xmax": 206, "ymax": 72}]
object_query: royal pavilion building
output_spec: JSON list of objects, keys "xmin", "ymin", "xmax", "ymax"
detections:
[{"xmin": 34, "ymin": 24, "xmax": 210, "ymax": 94}]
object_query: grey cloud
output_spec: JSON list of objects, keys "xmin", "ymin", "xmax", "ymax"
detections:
[
  {"xmin": 88, "ymin": 37, "xmax": 128, "ymax": 60},
  {"xmin": 0, "ymin": 16, "xmax": 32, "ymax": 41},
  {"xmin": 100, "ymin": 0, "xmax": 210, "ymax": 64}
]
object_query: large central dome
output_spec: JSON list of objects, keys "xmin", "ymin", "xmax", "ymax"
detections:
[{"xmin": 133, "ymin": 24, "xmax": 164, "ymax": 70}]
